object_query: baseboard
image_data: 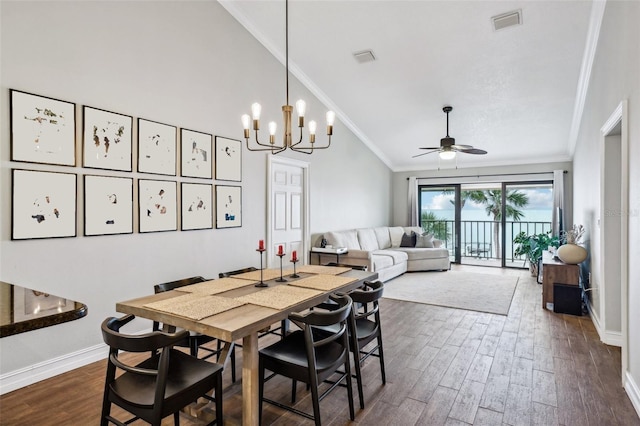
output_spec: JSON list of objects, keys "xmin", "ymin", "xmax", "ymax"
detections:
[
  {"xmin": 625, "ymin": 371, "xmax": 640, "ymax": 418},
  {"xmin": 585, "ymin": 299, "xmax": 622, "ymax": 347},
  {"xmin": 0, "ymin": 343, "xmax": 107, "ymax": 395}
]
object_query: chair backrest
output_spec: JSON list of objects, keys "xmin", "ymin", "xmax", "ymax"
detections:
[
  {"xmin": 348, "ymin": 280, "xmax": 384, "ymax": 322},
  {"xmin": 290, "ymin": 294, "xmax": 352, "ymax": 352},
  {"xmin": 154, "ymin": 276, "xmax": 206, "ymax": 294},
  {"xmin": 218, "ymin": 267, "xmax": 257, "ymax": 278},
  {"xmin": 102, "ymin": 314, "xmax": 188, "ymax": 354}
]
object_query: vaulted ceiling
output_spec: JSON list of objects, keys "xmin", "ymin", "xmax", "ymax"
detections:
[{"xmin": 220, "ymin": 0, "xmax": 595, "ymax": 171}]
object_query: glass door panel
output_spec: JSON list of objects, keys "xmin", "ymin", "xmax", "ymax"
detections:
[{"xmin": 418, "ymin": 185, "xmax": 460, "ymax": 263}]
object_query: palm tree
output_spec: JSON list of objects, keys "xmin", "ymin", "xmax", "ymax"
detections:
[
  {"xmin": 464, "ymin": 189, "xmax": 528, "ymax": 258},
  {"xmin": 420, "ymin": 211, "xmax": 450, "ymax": 242}
]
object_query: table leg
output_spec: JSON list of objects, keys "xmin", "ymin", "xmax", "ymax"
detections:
[
  {"xmin": 218, "ymin": 341, "xmax": 235, "ymax": 367},
  {"xmin": 242, "ymin": 332, "xmax": 259, "ymax": 426}
]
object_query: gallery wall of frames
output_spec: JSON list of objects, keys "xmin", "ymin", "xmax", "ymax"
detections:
[{"xmin": 9, "ymin": 89, "xmax": 243, "ymax": 240}]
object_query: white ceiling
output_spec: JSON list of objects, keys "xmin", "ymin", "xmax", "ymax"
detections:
[{"xmin": 220, "ymin": 0, "xmax": 595, "ymax": 172}]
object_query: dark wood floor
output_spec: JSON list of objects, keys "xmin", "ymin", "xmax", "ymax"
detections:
[{"xmin": 1, "ymin": 265, "xmax": 638, "ymax": 425}]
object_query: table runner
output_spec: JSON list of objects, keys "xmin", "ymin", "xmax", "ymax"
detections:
[
  {"xmin": 295, "ymin": 265, "xmax": 352, "ymax": 275},
  {"xmin": 175, "ymin": 277, "xmax": 257, "ymax": 294},
  {"xmin": 287, "ymin": 274, "xmax": 357, "ymax": 291},
  {"xmin": 234, "ymin": 285, "xmax": 321, "ymax": 310},
  {"xmin": 144, "ymin": 293, "xmax": 246, "ymax": 320}
]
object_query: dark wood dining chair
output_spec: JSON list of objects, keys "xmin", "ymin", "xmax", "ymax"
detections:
[
  {"xmin": 258, "ymin": 294, "xmax": 355, "ymax": 426},
  {"xmin": 153, "ymin": 276, "xmax": 236, "ymax": 382},
  {"xmin": 100, "ymin": 314, "xmax": 223, "ymax": 426},
  {"xmin": 219, "ymin": 267, "xmax": 288, "ymax": 339}
]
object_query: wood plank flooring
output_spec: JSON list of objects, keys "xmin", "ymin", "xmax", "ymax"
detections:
[{"xmin": 1, "ymin": 265, "xmax": 638, "ymax": 425}]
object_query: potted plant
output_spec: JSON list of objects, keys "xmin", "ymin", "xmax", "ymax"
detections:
[{"xmin": 513, "ymin": 231, "xmax": 560, "ymax": 276}]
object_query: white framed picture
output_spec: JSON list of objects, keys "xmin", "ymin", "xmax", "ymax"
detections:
[
  {"xmin": 181, "ymin": 129, "xmax": 212, "ymax": 179},
  {"xmin": 181, "ymin": 183, "xmax": 213, "ymax": 231},
  {"xmin": 215, "ymin": 136, "xmax": 241, "ymax": 182},
  {"xmin": 10, "ymin": 90, "xmax": 76, "ymax": 166},
  {"xmin": 138, "ymin": 119, "xmax": 177, "ymax": 176},
  {"xmin": 83, "ymin": 106, "xmax": 133, "ymax": 171},
  {"xmin": 84, "ymin": 175, "xmax": 133, "ymax": 236},
  {"xmin": 216, "ymin": 185, "xmax": 242, "ymax": 228},
  {"xmin": 12, "ymin": 169, "xmax": 77, "ymax": 240},
  {"xmin": 139, "ymin": 179, "xmax": 177, "ymax": 233}
]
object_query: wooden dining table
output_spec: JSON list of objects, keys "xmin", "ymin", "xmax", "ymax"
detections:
[{"xmin": 116, "ymin": 265, "xmax": 378, "ymax": 426}]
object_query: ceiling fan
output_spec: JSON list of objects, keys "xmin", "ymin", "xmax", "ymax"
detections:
[{"xmin": 413, "ymin": 106, "xmax": 487, "ymax": 159}]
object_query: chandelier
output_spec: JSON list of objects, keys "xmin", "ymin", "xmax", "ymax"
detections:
[{"xmin": 241, "ymin": 0, "xmax": 334, "ymax": 154}]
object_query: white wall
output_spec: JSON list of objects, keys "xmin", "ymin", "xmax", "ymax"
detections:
[
  {"xmin": 0, "ymin": 1, "xmax": 391, "ymax": 381},
  {"xmin": 572, "ymin": 0, "xmax": 640, "ymax": 407}
]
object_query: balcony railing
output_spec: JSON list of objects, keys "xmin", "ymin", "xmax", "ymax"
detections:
[{"xmin": 421, "ymin": 219, "xmax": 552, "ymax": 266}]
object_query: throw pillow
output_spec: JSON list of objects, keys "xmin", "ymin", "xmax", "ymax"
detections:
[
  {"xmin": 432, "ymin": 239, "xmax": 443, "ymax": 248},
  {"xmin": 400, "ymin": 232, "xmax": 416, "ymax": 247},
  {"xmin": 415, "ymin": 234, "xmax": 434, "ymax": 248}
]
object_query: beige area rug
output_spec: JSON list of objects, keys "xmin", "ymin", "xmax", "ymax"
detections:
[{"xmin": 383, "ymin": 271, "xmax": 519, "ymax": 315}]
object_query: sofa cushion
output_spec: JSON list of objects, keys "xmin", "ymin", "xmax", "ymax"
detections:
[
  {"xmin": 389, "ymin": 227, "xmax": 405, "ymax": 248},
  {"xmin": 372, "ymin": 254, "xmax": 394, "ymax": 270},
  {"xmin": 357, "ymin": 228, "xmax": 379, "ymax": 251},
  {"xmin": 415, "ymin": 233, "xmax": 434, "ymax": 248},
  {"xmin": 326, "ymin": 230, "xmax": 360, "ymax": 250},
  {"xmin": 395, "ymin": 247, "xmax": 449, "ymax": 260},
  {"xmin": 400, "ymin": 232, "xmax": 416, "ymax": 247},
  {"xmin": 373, "ymin": 249, "xmax": 408, "ymax": 264},
  {"xmin": 374, "ymin": 227, "xmax": 392, "ymax": 249},
  {"xmin": 404, "ymin": 226, "xmax": 424, "ymax": 237}
]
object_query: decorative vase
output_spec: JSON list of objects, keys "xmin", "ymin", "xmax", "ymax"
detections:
[{"xmin": 557, "ymin": 243, "xmax": 587, "ymax": 264}]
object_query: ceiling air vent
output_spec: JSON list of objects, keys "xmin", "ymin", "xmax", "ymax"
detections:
[
  {"xmin": 492, "ymin": 10, "xmax": 522, "ymax": 31},
  {"xmin": 353, "ymin": 50, "xmax": 376, "ymax": 64}
]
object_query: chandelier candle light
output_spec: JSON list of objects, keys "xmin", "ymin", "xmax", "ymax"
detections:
[{"xmin": 241, "ymin": 0, "xmax": 335, "ymax": 154}]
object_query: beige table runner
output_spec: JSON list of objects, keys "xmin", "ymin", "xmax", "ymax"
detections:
[
  {"xmin": 288, "ymin": 274, "xmax": 357, "ymax": 291},
  {"xmin": 234, "ymin": 285, "xmax": 321, "ymax": 310},
  {"xmin": 295, "ymin": 265, "xmax": 352, "ymax": 275},
  {"xmin": 233, "ymin": 268, "xmax": 292, "ymax": 282},
  {"xmin": 144, "ymin": 293, "xmax": 246, "ymax": 320},
  {"xmin": 175, "ymin": 277, "xmax": 257, "ymax": 295}
]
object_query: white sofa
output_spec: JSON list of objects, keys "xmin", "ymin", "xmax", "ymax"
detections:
[{"xmin": 314, "ymin": 226, "xmax": 450, "ymax": 282}]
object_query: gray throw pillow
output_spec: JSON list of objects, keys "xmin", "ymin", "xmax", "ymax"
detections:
[
  {"xmin": 400, "ymin": 232, "xmax": 416, "ymax": 247},
  {"xmin": 415, "ymin": 234, "xmax": 434, "ymax": 248}
]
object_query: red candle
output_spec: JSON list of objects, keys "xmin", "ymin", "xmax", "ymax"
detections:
[
  {"xmin": 278, "ymin": 245, "xmax": 283, "ymax": 255},
  {"xmin": 292, "ymin": 250, "xmax": 298, "ymax": 262},
  {"xmin": 259, "ymin": 240, "xmax": 264, "ymax": 250}
]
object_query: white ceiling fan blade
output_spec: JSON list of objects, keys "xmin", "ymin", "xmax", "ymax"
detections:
[
  {"xmin": 412, "ymin": 150, "xmax": 439, "ymax": 158},
  {"xmin": 451, "ymin": 144, "xmax": 473, "ymax": 150}
]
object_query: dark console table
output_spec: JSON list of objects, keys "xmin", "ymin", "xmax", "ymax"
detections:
[{"xmin": 0, "ymin": 281, "xmax": 87, "ymax": 337}]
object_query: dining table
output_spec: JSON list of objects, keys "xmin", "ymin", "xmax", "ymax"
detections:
[{"xmin": 116, "ymin": 265, "xmax": 378, "ymax": 426}]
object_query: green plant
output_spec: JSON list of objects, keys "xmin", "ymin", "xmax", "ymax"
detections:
[{"xmin": 513, "ymin": 231, "xmax": 560, "ymax": 267}]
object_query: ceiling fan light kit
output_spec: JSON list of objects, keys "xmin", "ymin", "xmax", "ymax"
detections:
[
  {"xmin": 413, "ymin": 105, "xmax": 487, "ymax": 161},
  {"xmin": 241, "ymin": 0, "xmax": 334, "ymax": 155}
]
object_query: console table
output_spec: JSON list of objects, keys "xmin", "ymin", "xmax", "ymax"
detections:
[
  {"xmin": 310, "ymin": 247, "xmax": 348, "ymax": 265},
  {"xmin": 541, "ymin": 251, "xmax": 580, "ymax": 310}
]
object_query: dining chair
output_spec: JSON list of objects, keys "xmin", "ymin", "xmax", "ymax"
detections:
[
  {"xmin": 100, "ymin": 314, "xmax": 223, "ymax": 426},
  {"xmin": 153, "ymin": 276, "xmax": 236, "ymax": 383},
  {"xmin": 258, "ymin": 294, "xmax": 355, "ymax": 426},
  {"xmin": 219, "ymin": 267, "xmax": 288, "ymax": 339}
]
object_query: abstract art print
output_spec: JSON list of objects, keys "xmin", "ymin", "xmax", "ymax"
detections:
[
  {"xmin": 83, "ymin": 106, "xmax": 132, "ymax": 171},
  {"xmin": 84, "ymin": 175, "xmax": 133, "ymax": 236},
  {"xmin": 181, "ymin": 183, "xmax": 212, "ymax": 230},
  {"xmin": 216, "ymin": 185, "xmax": 242, "ymax": 228},
  {"xmin": 215, "ymin": 136, "xmax": 242, "ymax": 182},
  {"xmin": 181, "ymin": 129, "xmax": 212, "ymax": 179},
  {"xmin": 138, "ymin": 119, "xmax": 177, "ymax": 176},
  {"xmin": 10, "ymin": 90, "xmax": 76, "ymax": 166},
  {"xmin": 12, "ymin": 169, "xmax": 77, "ymax": 240},
  {"xmin": 138, "ymin": 179, "xmax": 177, "ymax": 233}
]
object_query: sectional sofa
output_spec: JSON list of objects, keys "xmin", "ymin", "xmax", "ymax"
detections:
[{"xmin": 313, "ymin": 226, "xmax": 450, "ymax": 282}]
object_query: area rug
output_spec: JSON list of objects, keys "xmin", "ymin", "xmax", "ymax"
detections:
[{"xmin": 382, "ymin": 271, "xmax": 519, "ymax": 315}]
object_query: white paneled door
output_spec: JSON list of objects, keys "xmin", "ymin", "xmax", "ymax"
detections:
[{"xmin": 267, "ymin": 157, "xmax": 309, "ymax": 268}]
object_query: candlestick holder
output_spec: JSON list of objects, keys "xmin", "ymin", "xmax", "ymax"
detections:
[
  {"xmin": 276, "ymin": 253, "xmax": 287, "ymax": 282},
  {"xmin": 255, "ymin": 248, "xmax": 268, "ymax": 287},
  {"xmin": 290, "ymin": 258, "xmax": 300, "ymax": 278}
]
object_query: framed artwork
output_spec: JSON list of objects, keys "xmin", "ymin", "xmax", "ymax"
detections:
[
  {"xmin": 12, "ymin": 286, "xmax": 75, "ymax": 323},
  {"xmin": 10, "ymin": 89, "xmax": 76, "ymax": 166},
  {"xmin": 138, "ymin": 118, "xmax": 177, "ymax": 176},
  {"xmin": 139, "ymin": 179, "xmax": 177, "ymax": 233},
  {"xmin": 215, "ymin": 185, "xmax": 242, "ymax": 228},
  {"xmin": 84, "ymin": 175, "xmax": 133, "ymax": 236},
  {"xmin": 12, "ymin": 169, "xmax": 77, "ymax": 240},
  {"xmin": 181, "ymin": 183, "xmax": 213, "ymax": 231},
  {"xmin": 83, "ymin": 106, "xmax": 133, "ymax": 171},
  {"xmin": 181, "ymin": 129, "xmax": 212, "ymax": 179},
  {"xmin": 215, "ymin": 136, "xmax": 242, "ymax": 181}
]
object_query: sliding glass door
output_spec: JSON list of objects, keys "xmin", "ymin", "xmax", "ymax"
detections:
[{"xmin": 418, "ymin": 185, "xmax": 461, "ymax": 263}]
